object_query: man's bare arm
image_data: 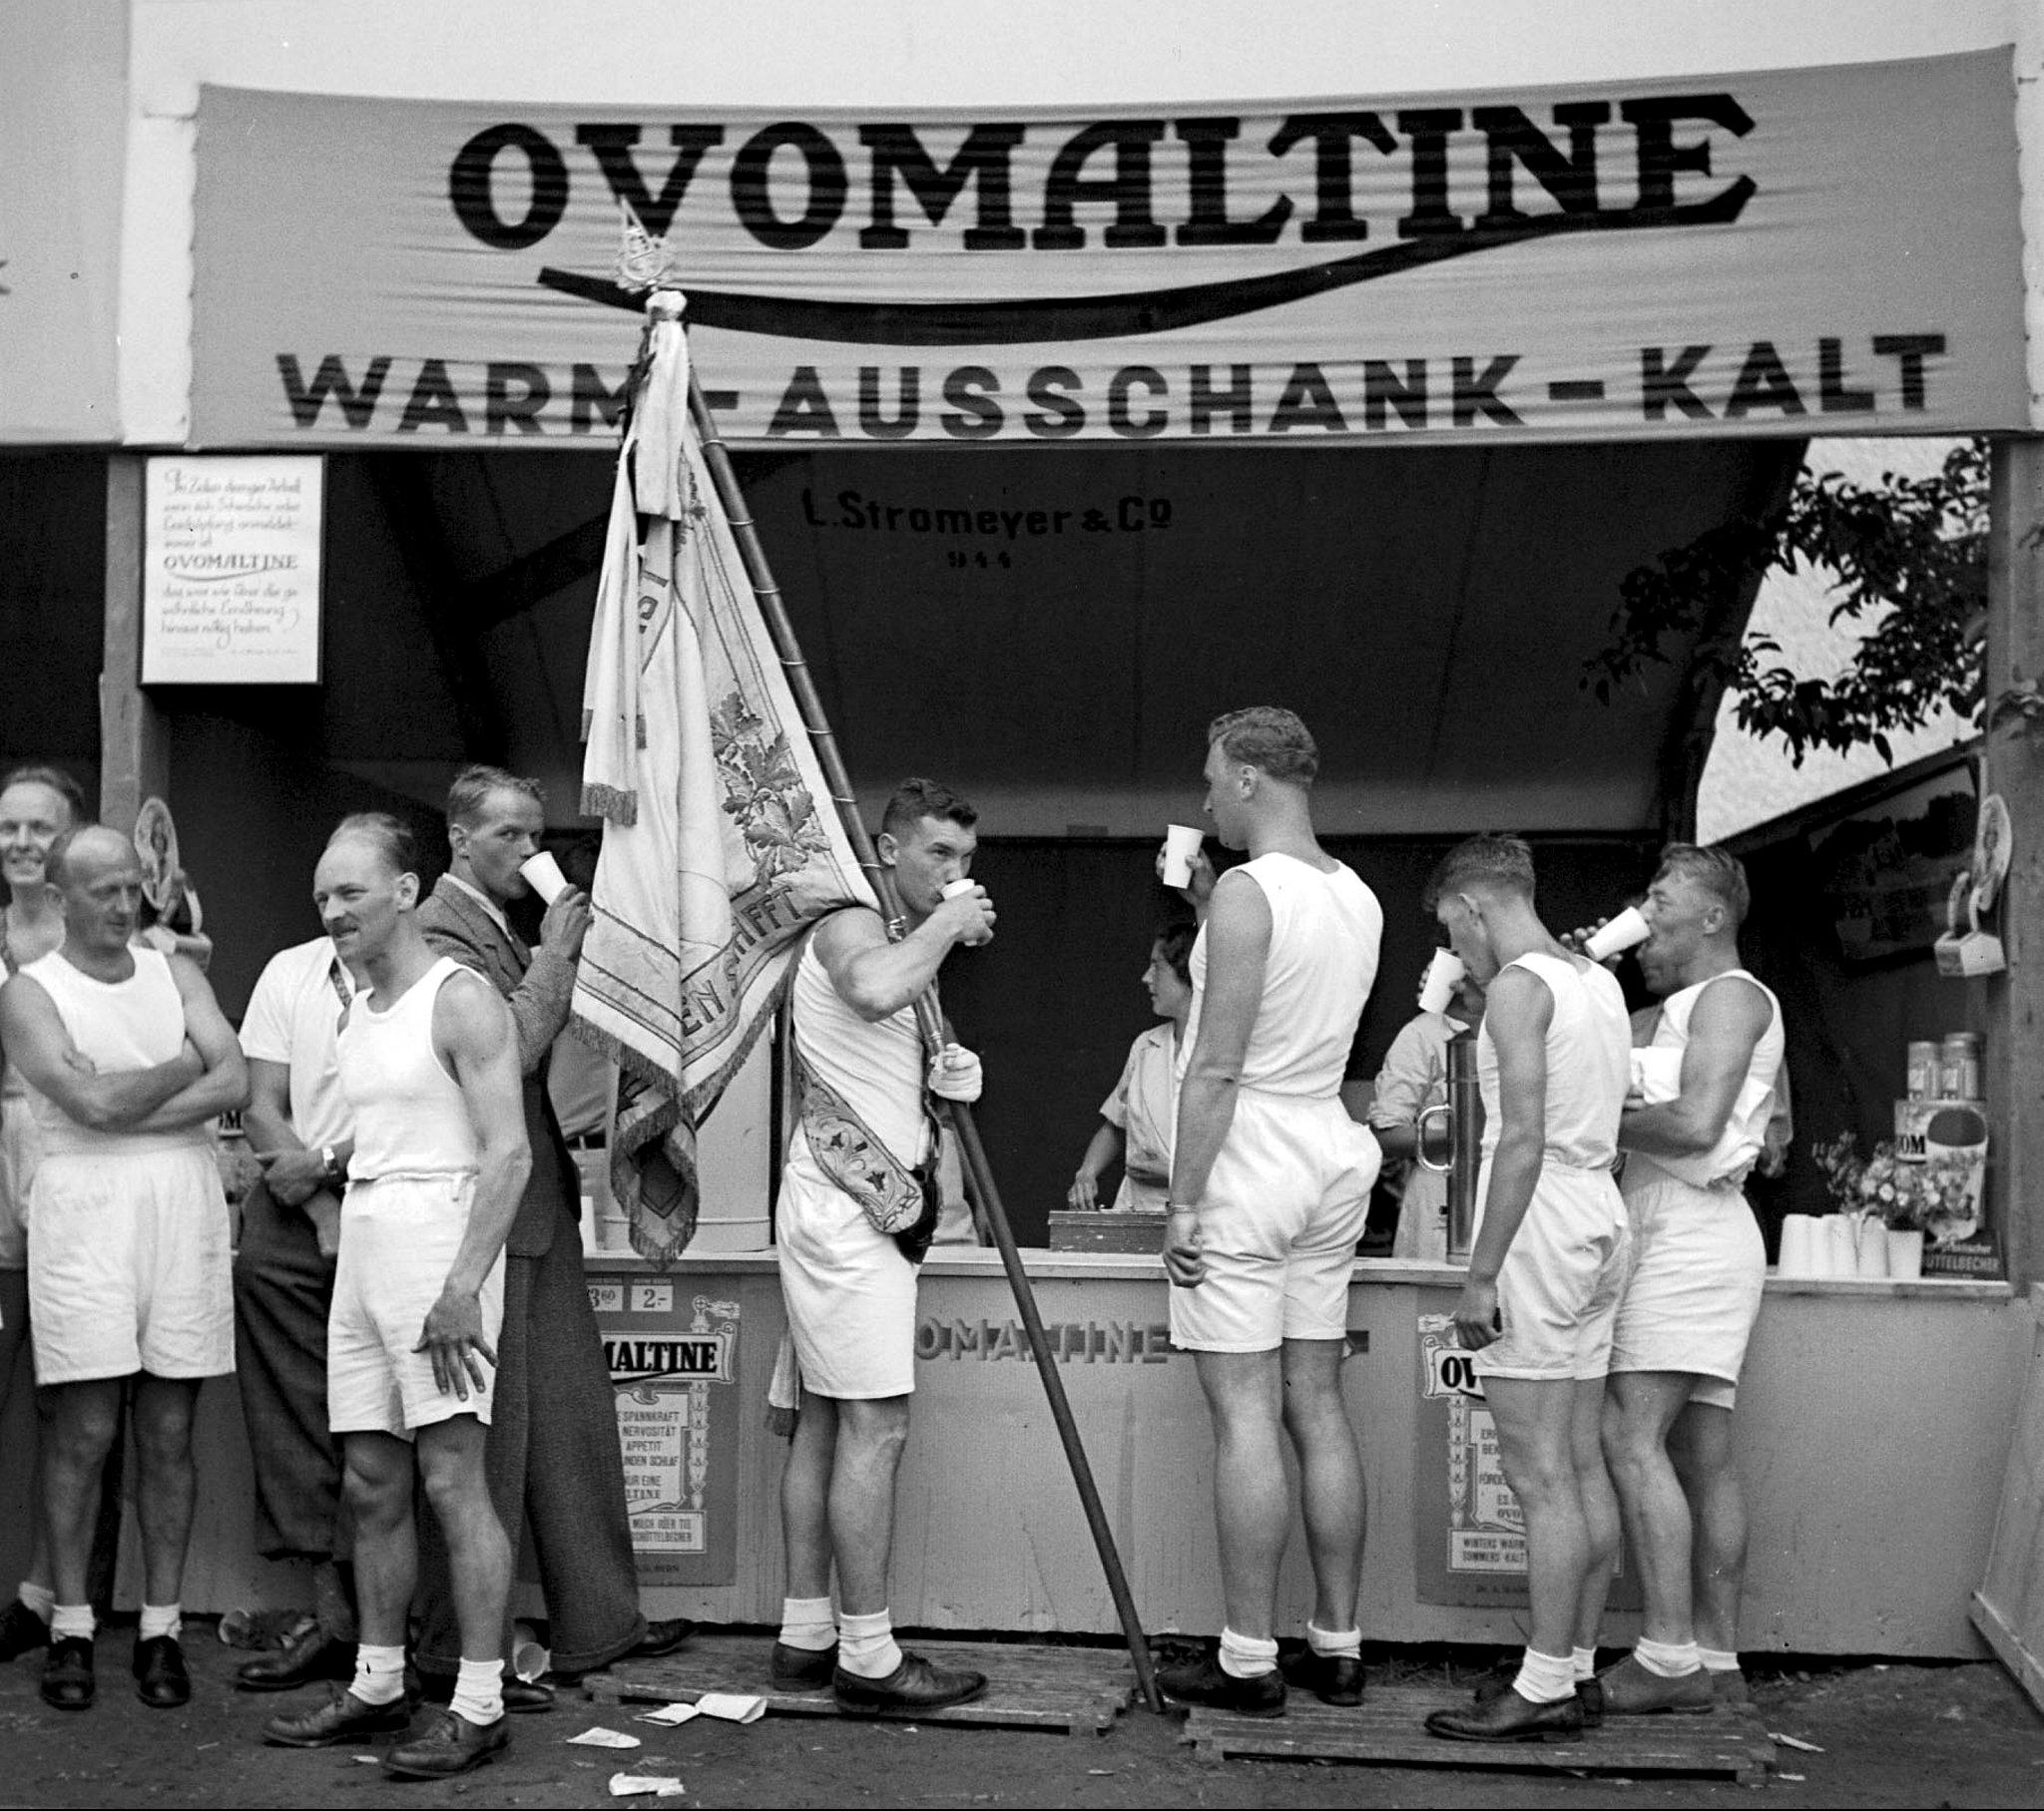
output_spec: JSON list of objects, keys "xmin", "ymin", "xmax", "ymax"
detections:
[
  {"xmin": 1454, "ymin": 967, "xmax": 1552, "ymax": 1348},
  {"xmin": 1169, "ymin": 871, "xmax": 1271, "ymax": 1210},
  {"xmin": 126, "ymin": 958, "xmax": 251, "ymax": 1132},
  {"xmin": 0, "ymin": 973, "xmax": 202, "ymax": 1131},
  {"xmin": 1621, "ymin": 975, "xmax": 1771, "ymax": 1157},
  {"xmin": 816, "ymin": 895, "xmax": 993, "ymax": 1024}
]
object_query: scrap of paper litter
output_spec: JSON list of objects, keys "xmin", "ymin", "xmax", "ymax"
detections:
[
  {"xmin": 696, "ymin": 1693, "xmax": 766, "ymax": 1724},
  {"xmin": 1769, "ymin": 1733, "xmax": 1824, "ymax": 1754},
  {"xmin": 569, "ymin": 1725, "xmax": 643, "ymax": 1748},
  {"xmin": 609, "ymin": 1773, "xmax": 685, "ymax": 1797},
  {"xmin": 636, "ymin": 1702, "xmax": 703, "ymax": 1726}
]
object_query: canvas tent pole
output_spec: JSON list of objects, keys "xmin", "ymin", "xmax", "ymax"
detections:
[{"xmin": 687, "ymin": 375, "xmax": 1164, "ymax": 1716}]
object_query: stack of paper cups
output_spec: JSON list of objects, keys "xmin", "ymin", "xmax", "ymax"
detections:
[
  {"xmin": 1853, "ymin": 1213, "xmax": 1890, "ymax": 1278},
  {"xmin": 1826, "ymin": 1215, "xmax": 1859, "ymax": 1277},
  {"xmin": 1778, "ymin": 1215, "xmax": 1821, "ymax": 1276}
]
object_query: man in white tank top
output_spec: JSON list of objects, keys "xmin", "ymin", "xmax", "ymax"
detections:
[
  {"xmin": 1593, "ymin": 845, "xmax": 1785, "ymax": 1715},
  {"xmin": 0, "ymin": 826, "xmax": 249, "ymax": 1714},
  {"xmin": 262, "ymin": 816, "xmax": 531, "ymax": 1781},
  {"xmin": 770, "ymin": 779, "xmax": 996, "ymax": 1716},
  {"xmin": 1159, "ymin": 708, "xmax": 1382, "ymax": 1718},
  {"xmin": 1418, "ymin": 835, "xmax": 1630, "ymax": 1745}
]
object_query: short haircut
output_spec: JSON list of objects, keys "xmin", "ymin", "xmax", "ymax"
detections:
[
  {"xmin": 1153, "ymin": 919, "xmax": 1198, "ymax": 987},
  {"xmin": 0, "ymin": 764, "xmax": 91, "ymax": 828},
  {"xmin": 44, "ymin": 824, "xmax": 130, "ymax": 890},
  {"xmin": 1423, "ymin": 833, "xmax": 1537, "ymax": 913},
  {"xmin": 1208, "ymin": 706, "xmax": 1317, "ymax": 785},
  {"xmin": 880, "ymin": 777, "xmax": 977, "ymax": 840},
  {"xmin": 327, "ymin": 811, "xmax": 421, "ymax": 879},
  {"xmin": 447, "ymin": 763, "xmax": 544, "ymax": 831},
  {"xmin": 1655, "ymin": 842, "xmax": 1750, "ymax": 930}
]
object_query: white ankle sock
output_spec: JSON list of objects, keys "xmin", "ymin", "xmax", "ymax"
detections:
[
  {"xmin": 50, "ymin": 1603, "xmax": 94, "ymax": 1642},
  {"xmin": 351, "ymin": 1642, "xmax": 407, "ymax": 1708},
  {"xmin": 778, "ymin": 1595, "xmax": 837, "ymax": 1652},
  {"xmin": 1572, "ymin": 1646, "xmax": 1597, "ymax": 1682},
  {"xmin": 1698, "ymin": 1645, "xmax": 1742, "ymax": 1674},
  {"xmin": 1511, "ymin": 1646, "xmax": 1576, "ymax": 1704},
  {"xmin": 16, "ymin": 1582, "xmax": 54, "ymax": 1622},
  {"xmin": 1635, "ymin": 1635, "xmax": 1702, "ymax": 1678},
  {"xmin": 450, "ymin": 1655, "xmax": 505, "ymax": 1726},
  {"xmin": 138, "ymin": 1602, "xmax": 182, "ymax": 1643},
  {"xmin": 1305, "ymin": 1621, "xmax": 1361, "ymax": 1661},
  {"xmin": 1217, "ymin": 1627, "xmax": 1279, "ymax": 1680},
  {"xmin": 837, "ymin": 1609, "xmax": 902, "ymax": 1680}
]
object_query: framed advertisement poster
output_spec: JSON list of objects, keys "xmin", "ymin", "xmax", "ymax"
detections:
[
  {"xmin": 141, "ymin": 455, "xmax": 323, "ymax": 683},
  {"xmin": 1807, "ymin": 763, "xmax": 1977, "ymax": 964}
]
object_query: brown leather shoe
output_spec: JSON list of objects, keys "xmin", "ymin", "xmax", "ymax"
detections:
[
  {"xmin": 237, "ymin": 1622, "xmax": 356, "ymax": 1693},
  {"xmin": 1473, "ymin": 1665, "xmax": 1603, "ymax": 1727},
  {"xmin": 1427, "ymin": 1686, "xmax": 1584, "ymax": 1742},
  {"xmin": 770, "ymin": 1641, "xmax": 838, "ymax": 1689},
  {"xmin": 382, "ymin": 1709, "xmax": 509, "ymax": 1779},
  {"xmin": 1597, "ymin": 1652, "xmax": 1716, "ymax": 1715},
  {"xmin": 263, "ymin": 1685, "xmax": 412, "ymax": 1748},
  {"xmin": 833, "ymin": 1650, "xmax": 987, "ymax": 1716}
]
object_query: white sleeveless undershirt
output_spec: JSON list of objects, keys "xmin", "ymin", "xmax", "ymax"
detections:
[
  {"xmin": 20, "ymin": 946, "xmax": 203, "ymax": 1154},
  {"xmin": 1632, "ymin": 968, "xmax": 1785, "ymax": 1191},
  {"xmin": 1185, "ymin": 853, "xmax": 1381, "ymax": 1100},
  {"xmin": 789, "ymin": 921, "xmax": 928, "ymax": 1168},
  {"xmin": 336, "ymin": 956, "xmax": 479, "ymax": 1179},
  {"xmin": 1476, "ymin": 950, "xmax": 1631, "ymax": 1170}
]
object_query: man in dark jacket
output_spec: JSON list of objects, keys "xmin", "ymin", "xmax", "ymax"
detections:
[{"xmin": 412, "ymin": 765, "xmax": 690, "ymax": 1704}]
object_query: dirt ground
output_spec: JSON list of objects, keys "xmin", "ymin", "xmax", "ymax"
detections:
[{"xmin": 2, "ymin": 1626, "xmax": 2039, "ymax": 1809}]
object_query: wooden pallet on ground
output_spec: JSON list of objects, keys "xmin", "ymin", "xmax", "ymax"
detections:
[
  {"xmin": 584, "ymin": 1634, "xmax": 1133, "ymax": 1737},
  {"xmin": 1182, "ymin": 1686, "xmax": 1777, "ymax": 1785}
]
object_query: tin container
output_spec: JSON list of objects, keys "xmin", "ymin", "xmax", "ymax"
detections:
[
  {"xmin": 1906, "ymin": 1041, "xmax": 1940, "ymax": 1101},
  {"xmin": 1939, "ymin": 1032, "xmax": 1982, "ymax": 1103}
]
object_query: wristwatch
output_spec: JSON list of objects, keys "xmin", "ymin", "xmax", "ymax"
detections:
[{"xmin": 320, "ymin": 1145, "xmax": 346, "ymax": 1186}]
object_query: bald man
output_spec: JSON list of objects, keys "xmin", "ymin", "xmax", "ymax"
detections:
[{"xmin": 0, "ymin": 825, "xmax": 249, "ymax": 1713}]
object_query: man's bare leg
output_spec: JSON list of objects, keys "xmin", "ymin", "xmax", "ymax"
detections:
[
  {"xmin": 37, "ymin": 1379, "xmax": 123, "ymax": 1610},
  {"xmin": 1195, "ymin": 1349, "xmax": 1288, "ymax": 1643},
  {"xmin": 131, "ymin": 1375, "xmax": 202, "ymax": 1608},
  {"xmin": 825, "ymin": 1395, "xmax": 910, "ymax": 1617},
  {"xmin": 780, "ymin": 1391, "xmax": 839, "ymax": 1601},
  {"xmin": 1279, "ymin": 1338, "xmax": 1363, "ymax": 1630},
  {"xmin": 341, "ymin": 1433, "xmax": 417, "ymax": 1651},
  {"xmin": 414, "ymin": 1416, "xmax": 511, "ymax": 1663},
  {"xmin": 1669, "ymin": 1403, "xmax": 1746, "ymax": 1654},
  {"xmin": 1483, "ymin": 1376, "xmax": 1591, "ymax": 1665},
  {"xmin": 1571, "ymin": 1377, "xmax": 1621, "ymax": 1657},
  {"xmin": 1602, "ymin": 1371, "xmax": 1700, "ymax": 1644}
]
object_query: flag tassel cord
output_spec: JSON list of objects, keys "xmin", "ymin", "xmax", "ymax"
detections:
[{"xmin": 686, "ymin": 373, "xmax": 1166, "ymax": 1717}]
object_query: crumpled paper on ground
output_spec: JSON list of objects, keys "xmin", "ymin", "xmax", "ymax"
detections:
[{"xmin": 609, "ymin": 1773, "xmax": 686, "ymax": 1797}]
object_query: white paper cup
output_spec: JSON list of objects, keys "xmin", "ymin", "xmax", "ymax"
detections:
[
  {"xmin": 1417, "ymin": 949, "xmax": 1466, "ymax": 1015},
  {"xmin": 1583, "ymin": 905, "xmax": 1650, "ymax": 961},
  {"xmin": 512, "ymin": 1639, "xmax": 551, "ymax": 1683},
  {"xmin": 1854, "ymin": 1214, "xmax": 1890, "ymax": 1278},
  {"xmin": 1778, "ymin": 1214, "xmax": 1820, "ymax": 1276},
  {"xmin": 941, "ymin": 878, "xmax": 978, "ymax": 899},
  {"xmin": 1161, "ymin": 824, "xmax": 1204, "ymax": 889},
  {"xmin": 519, "ymin": 850, "xmax": 569, "ymax": 905},
  {"xmin": 1825, "ymin": 1215, "xmax": 1859, "ymax": 1278}
]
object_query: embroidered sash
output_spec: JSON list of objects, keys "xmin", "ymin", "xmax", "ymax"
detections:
[{"xmin": 793, "ymin": 1048, "xmax": 941, "ymax": 1260}]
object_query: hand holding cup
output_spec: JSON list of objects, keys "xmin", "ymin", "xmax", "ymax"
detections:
[
  {"xmin": 937, "ymin": 878, "xmax": 996, "ymax": 946},
  {"xmin": 1582, "ymin": 905, "xmax": 1650, "ymax": 963}
]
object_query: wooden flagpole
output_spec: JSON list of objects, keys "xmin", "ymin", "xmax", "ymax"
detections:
[{"xmin": 686, "ymin": 375, "xmax": 1165, "ymax": 1716}]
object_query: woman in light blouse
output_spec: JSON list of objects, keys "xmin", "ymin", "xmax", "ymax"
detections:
[{"xmin": 1067, "ymin": 921, "xmax": 1198, "ymax": 1213}]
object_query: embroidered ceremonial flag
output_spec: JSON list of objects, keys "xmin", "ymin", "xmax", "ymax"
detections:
[{"xmin": 574, "ymin": 290, "xmax": 874, "ymax": 1266}]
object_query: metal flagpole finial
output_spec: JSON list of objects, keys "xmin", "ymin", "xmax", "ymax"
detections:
[{"xmin": 614, "ymin": 197, "xmax": 685, "ymax": 296}]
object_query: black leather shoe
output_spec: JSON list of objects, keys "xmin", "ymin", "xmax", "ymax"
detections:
[
  {"xmin": 1279, "ymin": 1647, "xmax": 1365, "ymax": 1707},
  {"xmin": 1474, "ymin": 1666, "xmax": 1603, "ymax": 1728},
  {"xmin": 41, "ymin": 1636, "xmax": 94, "ymax": 1710},
  {"xmin": 382, "ymin": 1709, "xmax": 509, "ymax": 1779},
  {"xmin": 770, "ymin": 1641, "xmax": 838, "ymax": 1689},
  {"xmin": 833, "ymin": 1650, "xmax": 988, "ymax": 1716},
  {"xmin": 634, "ymin": 1618, "xmax": 697, "ymax": 1659},
  {"xmin": 1157, "ymin": 1651, "xmax": 1287, "ymax": 1718},
  {"xmin": 236, "ymin": 1622, "xmax": 356, "ymax": 1692},
  {"xmin": 419, "ymin": 1670, "xmax": 554, "ymax": 1714},
  {"xmin": 0, "ymin": 1598, "xmax": 50, "ymax": 1661},
  {"xmin": 133, "ymin": 1634, "xmax": 191, "ymax": 1709},
  {"xmin": 1426, "ymin": 1686, "xmax": 1584, "ymax": 1742},
  {"xmin": 263, "ymin": 1685, "xmax": 413, "ymax": 1748}
]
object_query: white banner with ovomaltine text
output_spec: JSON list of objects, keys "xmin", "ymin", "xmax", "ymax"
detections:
[{"xmin": 190, "ymin": 52, "xmax": 2023, "ymax": 448}]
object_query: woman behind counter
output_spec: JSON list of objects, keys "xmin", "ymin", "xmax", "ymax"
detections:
[
  {"xmin": 1066, "ymin": 920, "xmax": 1198, "ymax": 1214},
  {"xmin": 1368, "ymin": 956, "xmax": 1486, "ymax": 1261}
]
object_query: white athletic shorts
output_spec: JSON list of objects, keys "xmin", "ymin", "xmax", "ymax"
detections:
[
  {"xmin": 327, "ymin": 1172, "xmax": 505, "ymax": 1439},
  {"xmin": 28, "ymin": 1140, "xmax": 234, "ymax": 1385},
  {"xmin": 775, "ymin": 1146, "xmax": 918, "ymax": 1400},
  {"xmin": 1473, "ymin": 1159, "xmax": 1632, "ymax": 1383},
  {"xmin": 1611, "ymin": 1165, "xmax": 1766, "ymax": 1411},
  {"xmin": 1168, "ymin": 1093, "xmax": 1380, "ymax": 1355}
]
